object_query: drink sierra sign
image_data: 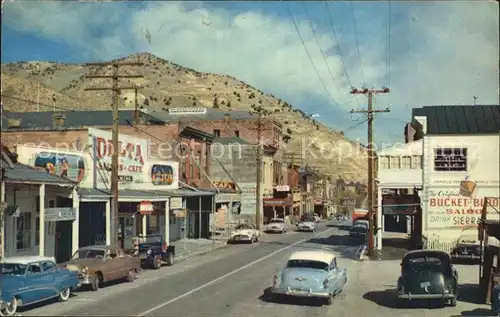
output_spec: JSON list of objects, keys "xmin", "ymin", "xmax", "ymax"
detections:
[{"xmin": 427, "ymin": 189, "xmax": 500, "ymax": 228}]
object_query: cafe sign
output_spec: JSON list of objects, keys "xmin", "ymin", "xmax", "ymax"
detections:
[{"xmin": 45, "ymin": 207, "xmax": 76, "ymax": 222}]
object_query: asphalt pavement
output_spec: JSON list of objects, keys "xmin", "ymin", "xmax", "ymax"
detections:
[{"xmin": 18, "ymin": 220, "xmax": 491, "ymax": 317}]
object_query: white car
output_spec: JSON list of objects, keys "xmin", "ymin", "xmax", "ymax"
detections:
[
  {"xmin": 265, "ymin": 218, "xmax": 287, "ymax": 233},
  {"xmin": 229, "ymin": 223, "xmax": 260, "ymax": 243},
  {"xmin": 314, "ymin": 214, "xmax": 321, "ymax": 222},
  {"xmin": 297, "ymin": 221, "xmax": 316, "ymax": 232}
]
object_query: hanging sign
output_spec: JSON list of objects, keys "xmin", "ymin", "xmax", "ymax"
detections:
[
  {"xmin": 170, "ymin": 197, "xmax": 183, "ymax": 210},
  {"xmin": 138, "ymin": 200, "xmax": 154, "ymax": 215}
]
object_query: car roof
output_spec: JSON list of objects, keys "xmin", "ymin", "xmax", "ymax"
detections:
[
  {"xmin": 288, "ymin": 250, "xmax": 335, "ymax": 264},
  {"xmin": 78, "ymin": 245, "xmax": 116, "ymax": 251},
  {"xmin": 403, "ymin": 249, "xmax": 451, "ymax": 259},
  {"xmin": 2, "ymin": 256, "xmax": 56, "ymax": 264}
]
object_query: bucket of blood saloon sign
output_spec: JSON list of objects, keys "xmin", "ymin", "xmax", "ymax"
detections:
[
  {"xmin": 88, "ymin": 128, "xmax": 148, "ymax": 190},
  {"xmin": 426, "ymin": 188, "xmax": 500, "ymax": 229}
]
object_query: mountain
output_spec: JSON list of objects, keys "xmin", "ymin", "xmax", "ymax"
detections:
[{"xmin": 1, "ymin": 52, "xmax": 367, "ymax": 182}]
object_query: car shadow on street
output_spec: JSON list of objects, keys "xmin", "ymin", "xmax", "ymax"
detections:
[
  {"xmin": 17, "ymin": 293, "xmax": 77, "ymax": 313},
  {"xmin": 457, "ymin": 308, "xmax": 494, "ymax": 316},
  {"xmin": 458, "ymin": 283, "xmax": 483, "ymax": 304},
  {"xmin": 258, "ymin": 287, "xmax": 324, "ymax": 307},
  {"xmin": 363, "ymin": 289, "xmax": 448, "ymax": 309}
]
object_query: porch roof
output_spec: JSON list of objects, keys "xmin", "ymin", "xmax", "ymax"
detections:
[{"xmin": 78, "ymin": 187, "xmax": 214, "ymax": 202}]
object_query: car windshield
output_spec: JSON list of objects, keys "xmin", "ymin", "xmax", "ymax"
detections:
[
  {"xmin": 286, "ymin": 259, "xmax": 329, "ymax": 271},
  {"xmin": 351, "ymin": 225, "xmax": 367, "ymax": 231},
  {"xmin": 270, "ymin": 219, "xmax": 284, "ymax": 223},
  {"xmin": 235, "ymin": 224, "xmax": 254, "ymax": 230},
  {"xmin": 73, "ymin": 249, "xmax": 106, "ymax": 259},
  {"xmin": 405, "ymin": 256, "xmax": 445, "ymax": 273},
  {"xmin": 0, "ymin": 263, "xmax": 28, "ymax": 275}
]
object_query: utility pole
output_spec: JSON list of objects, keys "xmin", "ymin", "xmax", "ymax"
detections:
[
  {"xmin": 350, "ymin": 87, "xmax": 390, "ymax": 255},
  {"xmin": 134, "ymin": 88, "xmax": 139, "ymax": 124},
  {"xmin": 322, "ymin": 174, "xmax": 328, "ymax": 219},
  {"xmin": 251, "ymin": 105, "xmax": 269, "ymax": 230},
  {"xmin": 85, "ymin": 61, "xmax": 143, "ymax": 247}
]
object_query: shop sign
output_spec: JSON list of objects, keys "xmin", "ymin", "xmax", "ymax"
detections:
[
  {"xmin": 45, "ymin": 207, "xmax": 76, "ymax": 222},
  {"xmin": 427, "ymin": 188, "xmax": 500, "ymax": 228},
  {"xmin": 89, "ymin": 128, "xmax": 147, "ymax": 190},
  {"xmin": 239, "ymin": 182, "xmax": 257, "ymax": 215},
  {"xmin": 276, "ymin": 185, "xmax": 290, "ymax": 192},
  {"xmin": 138, "ymin": 200, "xmax": 154, "ymax": 216},
  {"xmin": 174, "ymin": 209, "xmax": 186, "ymax": 218},
  {"xmin": 214, "ymin": 181, "xmax": 236, "ymax": 190},
  {"xmin": 264, "ymin": 199, "xmax": 293, "ymax": 207},
  {"xmin": 170, "ymin": 197, "xmax": 183, "ymax": 210}
]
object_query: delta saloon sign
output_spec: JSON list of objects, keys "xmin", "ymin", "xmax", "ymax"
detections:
[{"xmin": 89, "ymin": 128, "xmax": 148, "ymax": 190}]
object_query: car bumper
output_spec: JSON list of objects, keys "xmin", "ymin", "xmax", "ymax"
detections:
[
  {"xmin": 79, "ymin": 274, "xmax": 92, "ymax": 285},
  {"xmin": 298, "ymin": 227, "xmax": 314, "ymax": 231},
  {"xmin": 271, "ymin": 287, "xmax": 330, "ymax": 298},
  {"xmin": 230, "ymin": 236, "xmax": 252, "ymax": 241},
  {"xmin": 266, "ymin": 228, "xmax": 284, "ymax": 232},
  {"xmin": 0, "ymin": 300, "xmax": 6, "ymax": 310},
  {"xmin": 397, "ymin": 293, "xmax": 455, "ymax": 300},
  {"xmin": 451, "ymin": 254, "xmax": 480, "ymax": 259}
]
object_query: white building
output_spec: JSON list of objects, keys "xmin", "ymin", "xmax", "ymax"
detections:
[{"xmin": 413, "ymin": 105, "xmax": 500, "ymax": 250}]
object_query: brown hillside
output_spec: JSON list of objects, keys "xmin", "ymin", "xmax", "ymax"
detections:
[{"xmin": 1, "ymin": 53, "xmax": 367, "ymax": 182}]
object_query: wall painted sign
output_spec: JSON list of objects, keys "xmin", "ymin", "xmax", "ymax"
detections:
[
  {"xmin": 88, "ymin": 128, "xmax": 148, "ymax": 190},
  {"xmin": 239, "ymin": 182, "xmax": 257, "ymax": 215},
  {"xmin": 426, "ymin": 187, "xmax": 500, "ymax": 228},
  {"xmin": 16, "ymin": 145, "xmax": 92, "ymax": 186}
]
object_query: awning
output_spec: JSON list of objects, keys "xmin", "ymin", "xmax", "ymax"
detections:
[
  {"xmin": 264, "ymin": 198, "xmax": 293, "ymax": 207},
  {"xmin": 78, "ymin": 187, "xmax": 214, "ymax": 202}
]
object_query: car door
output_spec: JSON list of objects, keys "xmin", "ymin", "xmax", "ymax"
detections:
[
  {"xmin": 41, "ymin": 260, "xmax": 61, "ymax": 298},
  {"xmin": 104, "ymin": 247, "xmax": 122, "ymax": 281},
  {"xmin": 115, "ymin": 248, "xmax": 131, "ymax": 277},
  {"xmin": 22, "ymin": 262, "xmax": 51, "ymax": 304},
  {"xmin": 328, "ymin": 258, "xmax": 343, "ymax": 293}
]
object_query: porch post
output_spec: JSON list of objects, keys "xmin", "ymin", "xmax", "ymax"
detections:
[
  {"xmin": 72, "ymin": 187, "xmax": 79, "ymax": 254},
  {"xmin": 164, "ymin": 198, "xmax": 170, "ymax": 245},
  {"xmin": 273, "ymin": 207, "xmax": 276, "ymax": 219},
  {"xmin": 105, "ymin": 199, "xmax": 111, "ymax": 245},
  {"xmin": 0, "ymin": 181, "xmax": 4, "ymax": 260},
  {"xmin": 198, "ymin": 196, "xmax": 202, "ymax": 239},
  {"xmin": 39, "ymin": 184, "xmax": 45, "ymax": 256},
  {"xmin": 376, "ymin": 186, "xmax": 383, "ymax": 250},
  {"xmin": 141, "ymin": 214, "xmax": 147, "ymax": 236}
]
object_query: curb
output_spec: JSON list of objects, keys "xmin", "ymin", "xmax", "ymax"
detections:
[{"xmin": 175, "ymin": 243, "xmax": 230, "ymax": 262}]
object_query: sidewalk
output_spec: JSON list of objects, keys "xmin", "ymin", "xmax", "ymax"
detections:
[{"xmin": 171, "ymin": 237, "xmax": 229, "ymax": 261}]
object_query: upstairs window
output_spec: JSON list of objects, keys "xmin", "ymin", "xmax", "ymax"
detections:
[
  {"xmin": 379, "ymin": 156, "xmax": 390, "ymax": 169},
  {"xmin": 234, "ymin": 130, "xmax": 239, "ymax": 137},
  {"xmin": 390, "ymin": 156, "xmax": 401, "ymax": 169},
  {"xmin": 412, "ymin": 155, "xmax": 422, "ymax": 169},
  {"xmin": 434, "ymin": 148, "xmax": 467, "ymax": 171},
  {"xmin": 402, "ymin": 156, "xmax": 412, "ymax": 169},
  {"xmin": 213, "ymin": 129, "xmax": 220, "ymax": 137}
]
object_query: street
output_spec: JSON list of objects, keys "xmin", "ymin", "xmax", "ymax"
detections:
[{"xmin": 19, "ymin": 221, "xmax": 489, "ymax": 317}]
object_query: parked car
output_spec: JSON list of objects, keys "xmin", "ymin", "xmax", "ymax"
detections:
[
  {"xmin": 301, "ymin": 213, "xmax": 316, "ymax": 222},
  {"xmin": 229, "ymin": 223, "xmax": 260, "ymax": 243},
  {"xmin": 353, "ymin": 219, "xmax": 369, "ymax": 228},
  {"xmin": 491, "ymin": 283, "xmax": 500, "ymax": 315},
  {"xmin": 396, "ymin": 250, "xmax": 458, "ymax": 307},
  {"xmin": 132, "ymin": 234, "xmax": 176, "ymax": 269},
  {"xmin": 0, "ymin": 256, "xmax": 80, "ymax": 316},
  {"xmin": 265, "ymin": 218, "xmax": 287, "ymax": 233},
  {"xmin": 268, "ymin": 250, "xmax": 347, "ymax": 305},
  {"xmin": 349, "ymin": 223, "xmax": 368, "ymax": 238},
  {"xmin": 62, "ymin": 245, "xmax": 141, "ymax": 291},
  {"xmin": 450, "ymin": 233, "xmax": 481, "ymax": 263},
  {"xmin": 314, "ymin": 214, "xmax": 321, "ymax": 222},
  {"xmin": 297, "ymin": 220, "xmax": 316, "ymax": 232}
]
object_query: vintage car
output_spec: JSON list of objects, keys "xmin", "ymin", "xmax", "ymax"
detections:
[
  {"xmin": 62, "ymin": 245, "xmax": 141, "ymax": 291},
  {"xmin": 268, "ymin": 250, "xmax": 347, "ymax": 305},
  {"xmin": 314, "ymin": 214, "xmax": 321, "ymax": 222},
  {"xmin": 349, "ymin": 223, "xmax": 368, "ymax": 238},
  {"xmin": 229, "ymin": 223, "xmax": 260, "ymax": 243},
  {"xmin": 0, "ymin": 256, "xmax": 80, "ymax": 316},
  {"xmin": 450, "ymin": 233, "xmax": 481, "ymax": 262},
  {"xmin": 396, "ymin": 250, "xmax": 458, "ymax": 306},
  {"xmin": 353, "ymin": 219, "xmax": 369, "ymax": 228},
  {"xmin": 297, "ymin": 220, "xmax": 316, "ymax": 232},
  {"xmin": 265, "ymin": 218, "xmax": 287, "ymax": 233},
  {"xmin": 491, "ymin": 283, "xmax": 500, "ymax": 315},
  {"xmin": 133, "ymin": 234, "xmax": 175, "ymax": 269}
]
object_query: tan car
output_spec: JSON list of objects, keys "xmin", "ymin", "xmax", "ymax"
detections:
[{"xmin": 62, "ymin": 245, "xmax": 141, "ymax": 291}]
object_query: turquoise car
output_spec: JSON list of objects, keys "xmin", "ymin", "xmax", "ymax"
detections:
[
  {"xmin": 0, "ymin": 256, "xmax": 80, "ymax": 316},
  {"xmin": 268, "ymin": 250, "xmax": 347, "ymax": 305}
]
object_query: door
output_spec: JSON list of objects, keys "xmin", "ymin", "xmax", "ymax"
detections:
[
  {"xmin": 104, "ymin": 247, "xmax": 125, "ymax": 281},
  {"xmin": 55, "ymin": 221, "xmax": 72, "ymax": 263},
  {"xmin": 40, "ymin": 261, "xmax": 59, "ymax": 298},
  {"xmin": 22, "ymin": 262, "xmax": 52, "ymax": 304}
]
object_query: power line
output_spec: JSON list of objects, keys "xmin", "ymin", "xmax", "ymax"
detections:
[
  {"xmin": 286, "ymin": 3, "xmax": 341, "ymax": 108},
  {"xmin": 302, "ymin": 2, "xmax": 341, "ymax": 95},
  {"xmin": 349, "ymin": 2, "xmax": 366, "ymax": 86},
  {"xmin": 1, "ymin": 94, "xmax": 71, "ymax": 112},
  {"xmin": 386, "ymin": 0, "xmax": 392, "ymax": 87}
]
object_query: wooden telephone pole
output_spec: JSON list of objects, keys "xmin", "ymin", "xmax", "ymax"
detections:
[
  {"xmin": 85, "ymin": 62, "xmax": 143, "ymax": 246},
  {"xmin": 251, "ymin": 105, "xmax": 269, "ymax": 230},
  {"xmin": 350, "ymin": 87, "xmax": 390, "ymax": 255}
]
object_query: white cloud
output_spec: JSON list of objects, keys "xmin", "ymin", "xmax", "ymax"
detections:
[{"xmin": 3, "ymin": 1, "xmax": 499, "ymax": 143}]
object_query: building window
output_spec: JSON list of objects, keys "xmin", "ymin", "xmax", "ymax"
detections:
[
  {"xmin": 390, "ymin": 156, "xmax": 401, "ymax": 169},
  {"xmin": 379, "ymin": 156, "xmax": 390, "ymax": 169},
  {"xmin": 434, "ymin": 148, "xmax": 467, "ymax": 171},
  {"xmin": 213, "ymin": 129, "xmax": 220, "ymax": 137},
  {"xmin": 402, "ymin": 156, "xmax": 411, "ymax": 169},
  {"xmin": 234, "ymin": 130, "xmax": 239, "ymax": 137},
  {"xmin": 16, "ymin": 212, "xmax": 32, "ymax": 251},
  {"xmin": 412, "ymin": 155, "xmax": 422, "ymax": 169}
]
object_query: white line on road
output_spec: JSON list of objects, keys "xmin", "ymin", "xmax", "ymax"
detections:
[{"xmin": 137, "ymin": 227, "xmax": 335, "ymax": 316}]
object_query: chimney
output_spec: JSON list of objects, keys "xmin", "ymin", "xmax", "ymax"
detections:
[
  {"xmin": 52, "ymin": 113, "xmax": 66, "ymax": 128},
  {"xmin": 7, "ymin": 118, "xmax": 22, "ymax": 128}
]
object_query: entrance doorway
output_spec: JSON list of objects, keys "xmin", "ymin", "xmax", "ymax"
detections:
[
  {"xmin": 118, "ymin": 214, "xmax": 136, "ymax": 249},
  {"xmin": 55, "ymin": 197, "xmax": 73, "ymax": 263}
]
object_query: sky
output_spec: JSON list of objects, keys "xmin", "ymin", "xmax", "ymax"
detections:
[{"xmin": 1, "ymin": 1, "xmax": 499, "ymax": 146}]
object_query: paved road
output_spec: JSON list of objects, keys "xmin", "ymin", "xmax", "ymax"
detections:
[{"xmin": 19, "ymin": 221, "xmax": 490, "ymax": 317}]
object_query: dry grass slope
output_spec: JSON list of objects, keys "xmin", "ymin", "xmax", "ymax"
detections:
[{"xmin": 1, "ymin": 52, "xmax": 367, "ymax": 181}]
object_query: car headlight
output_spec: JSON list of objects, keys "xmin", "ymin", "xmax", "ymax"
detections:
[
  {"xmin": 147, "ymin": 249, "xmax": 152, "ymax": 255},
  {"xmin": 81, "ymin": 266, "xmax": 88, "ymax": 274}
]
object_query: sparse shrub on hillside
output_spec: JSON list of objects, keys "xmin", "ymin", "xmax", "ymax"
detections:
[
  {"xmin": 192, "ymin": 101, "xmax": 196, "ymax": 106},
  {"xmin": 221, "ymin": 100, "xmax": 225, "ymax": 105},
  {"xmin": 157, "ymin": 81, "xmax": 160, "ymax": 85},
  {"xmin": 316, "ymin": 125, "xmax": 320, "ymax": 130},
  {"xmin": 207, "ymin": 87, "xmax": 212, "ymax": 90},
  {"xmin": 192, "ymin": 96, "xmax": 196, "ymax": 101},
  {"xmin": 144, "ymin": 99, "xmax": 150, "ymax": 106},
  {"xmin": 283, "ymin": 135, "xmax": 291, "ymax": 143},
  {"xmin": 177, "ymin": 80, "xmax": 181, "ymax": 83},
  {"xmin": 233, "ymin": 91, "xmax": 237, "ymax": 95},
  {"xmin": 248, "ymin": 92, "xmax": 255, "ymax": 99},
  {"xmin": 227, "ymin": 101, "xmax": 231, "ymax": 108},
  {"xmin": 213, "ymin": 96, "xmax": 219, "ymax": 108},
  {"xmin": 224, "ymin": 81, "xmax": 228, "ymax": 86},
  {"xmin": 274, "ymin": 109, "xmax": 279, "ymax": 112},
  {"xmin": 284, "ymin": 120, "xmax": 289, "ymax": 124},
  {"xmin": 258, "ymin": 100, "xmax": 262, "ymax": 104},
  {"xmin": 168, "ymin": 96, "xmax": 172, "ymax": 101},
  {"xmin": 277, "ymin": 99, "xmax": 281, "ymax": 105},
  {"xmin": 286, "ymin": 128, "xmax": 292, "ymax": 134},
  {"xmin": 237, "ymin": 98, "xmax": 241, "ymax": 102}
]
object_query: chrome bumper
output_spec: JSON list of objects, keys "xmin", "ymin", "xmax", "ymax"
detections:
[
  {"xmin": 271, "ymin": 287, "xmax": 330, "ymax": 298},
  {"xmin": 0, "ymin": 300, "xmax": 5, "ymax": 310},
  {"xmin": 230, "ymin": 236, "xmax": 252, "ymax": 241},
  {"xmin": 451, "ymin": 254, "xmax": 480, "ymax": 259},
  {"xmin": 398, "ymin": 293, "xmax": 455, "ymax": 300},
  {"xmin": 266, "ymin": 228, "xmax": 284, "ymax": 232},
  {"xmin": 78, "ymin": 274, "xmax": 92, "ymax": 285}
]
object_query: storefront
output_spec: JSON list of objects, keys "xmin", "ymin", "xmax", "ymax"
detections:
[{"xmin": 263, "ymin": 198, "xmax": 293, "ymax": 224}]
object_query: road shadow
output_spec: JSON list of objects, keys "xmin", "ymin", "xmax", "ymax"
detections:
[
  {"xmin": 363, "ymin": 289, "xmax": 447, "ymax": 309},
  {"xmin": 458, "ymin": 283, "xmax": 483, "ymax": 304},
  {"xmin": 457, "ymin": 308, "xmax": 494, "ymax": 316},
  {"xmin": 258, "ymin": 287, "xmax": 324, "ymax": 307},
  {"xmin": 306, "ymin": 234, "xmax": 364, "ymax": 259}
]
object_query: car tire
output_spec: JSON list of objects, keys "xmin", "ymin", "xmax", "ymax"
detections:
[
  {"xmin": 255, "ymin": 235, "xmax": 259, "ymax": 242},
  {"xmin": 90, "ymin": 273, "xmax": 100, "ymax": 291},
  {"xmin": 166, "ymin": 253, "xmax": 175, "ymax": 266},
  {"xmin": 59, "ymin": 287, "xmax": 71, "ymax": 302},
  {"xmin": 1, "ymin": 297, "xmax": 17, "ymax": 316},
  {"xmin": 127, "ymin": 269, "xmax": 136, "ymax": 282},
  {"xmin": 153, "ymin": 255, "xmax": 162, "ymax": 269},
  {"xmin": 325, "ymin": 295, "xmax": 333, "ymax": 305},
  {"xmin": 450, "ymin": 297, "xmax": 457, "ymax": 307}
]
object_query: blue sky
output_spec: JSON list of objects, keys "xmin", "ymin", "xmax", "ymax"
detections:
[{"xmin": 2, "ymin": 1, "xmax": 499, "ymax": 146}]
